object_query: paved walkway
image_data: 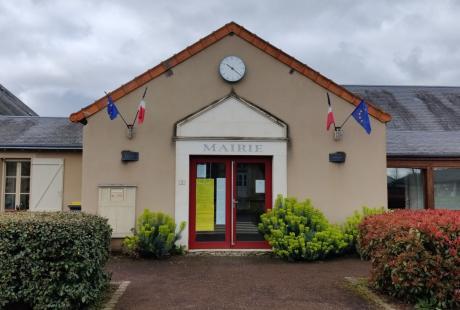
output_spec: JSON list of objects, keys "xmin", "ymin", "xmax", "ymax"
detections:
[{"xmin": 107, "ymin": 255, "xmax": 375, "ymax": 310}]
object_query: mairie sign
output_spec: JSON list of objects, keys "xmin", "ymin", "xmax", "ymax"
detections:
[{"xmin": 202, "ymin": 143, "xmax": 263, "ymax": 153}]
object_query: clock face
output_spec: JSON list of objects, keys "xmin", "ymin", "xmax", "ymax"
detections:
[{"xmin": 219, "ymin": 56, "xmax": 246, "ymax": 82}]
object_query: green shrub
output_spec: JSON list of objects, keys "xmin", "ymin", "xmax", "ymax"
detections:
[
  {"xmin": 122, "ymin": 210, "xmax": 186, "ymax": 258},
  {"xmin": 258, "ymin": 195, "xmax": 351, "ymax": 261},
  {"xmin": 341, "ymin": 206, "xmax": 386, "ymax": 252},
  {"xmin": 0, "ymin": 212, "xmax": 112, "ymax": 309}
]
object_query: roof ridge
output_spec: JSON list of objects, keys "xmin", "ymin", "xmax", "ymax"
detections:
[{"xmin": 69, "ymin": 21, "xmax": 391, "ymax": 123}]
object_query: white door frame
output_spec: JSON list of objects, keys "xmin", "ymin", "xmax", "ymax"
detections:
[{"xmin": 175, "ymin": 139, "xmax": 287, "ymax": 248}]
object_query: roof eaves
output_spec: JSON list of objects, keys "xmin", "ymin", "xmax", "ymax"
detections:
[
  {"xmin": 387, "ymin": 153, "xmax": 460, "ymax": 159},
  {"xmin": 0, "ymin": 144, "xmax": 82, "ymax": 150}
]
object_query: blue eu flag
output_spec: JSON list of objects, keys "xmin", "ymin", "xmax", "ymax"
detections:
[
  {"xmin": 351, "ymin": 100, "xmax": 371, "ymax": 134},
  {"xmin": 107, "ymin": 95, "xmax": 119, "ymax": 120}
]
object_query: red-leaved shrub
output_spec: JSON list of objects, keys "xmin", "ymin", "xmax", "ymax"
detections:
[{"xmin": 358, "ymin": 210, "xmax": 460, "ymax": 309}]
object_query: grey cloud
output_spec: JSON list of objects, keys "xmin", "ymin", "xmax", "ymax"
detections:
[{"xmin": 0, "ymin": 0, "xmax": 459, "ymax": 116}]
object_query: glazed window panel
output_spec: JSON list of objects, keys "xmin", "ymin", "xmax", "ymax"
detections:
[
  {"xmin": 434, "ymin": 168, "xmax": 460, "ymax": 210},
  {"xmin": 5, "ymin": 162, "xmax": 17, "ymax": 176},
  {"xmin": 4, "ymin": 194, "xmax": 15, "ymax": 210},
  {"xmin": 387, "ymin": 168, "xmax": 425, "ymax": 209},
  {"xmin": 21, "ymin": 162, "xmax": 30, "ymax": 176},
  {"xmin": 3, "ymin": 160, "xmax": 31, "ymax": 211}
]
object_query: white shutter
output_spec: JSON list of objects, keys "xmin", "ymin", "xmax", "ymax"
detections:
[{"xmin": 30, "ymin": 158, "xmax": 64, "ymax": 212}]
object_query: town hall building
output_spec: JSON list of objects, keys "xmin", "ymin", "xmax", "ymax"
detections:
[{"xmin": 1, "ymin": 22, "xmax": 459, "ymax": 250}]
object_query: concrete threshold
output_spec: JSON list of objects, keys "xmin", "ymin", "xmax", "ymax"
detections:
[{"xmin": 187, "ymin": 249, "xmax": 272, "ymax": 256}]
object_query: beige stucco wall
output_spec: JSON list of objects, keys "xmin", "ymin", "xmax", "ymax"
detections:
[
  {"xmin": 0, "ymin": 151, "xmax": 82, "ymax": 210},
  {"xmin": 81, "ymin": 35, "xmax": 387, "ymax": 223}
]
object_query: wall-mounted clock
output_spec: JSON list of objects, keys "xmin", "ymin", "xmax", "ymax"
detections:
[{"xmin": 219, "ymin": 56, "xmax": 246, "ymax": 83}]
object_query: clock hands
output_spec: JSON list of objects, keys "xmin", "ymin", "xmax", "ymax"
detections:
[{"xmin": 226, "ymin": 63, "xmax": 242, "ymax": 77}]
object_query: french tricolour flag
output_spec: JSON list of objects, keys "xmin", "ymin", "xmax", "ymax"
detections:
[
  {"xmin": 326, "ymin": 93, "xmax": 336, "ymax": 130},
  {"xmin": 137, "ymin": 99, "xmax": 146, "ymax": 125}
]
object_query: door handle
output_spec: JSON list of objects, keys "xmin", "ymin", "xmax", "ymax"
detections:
[{"xmin": 233, "ymin": 199, "xmax": 238, "ymax": 204}]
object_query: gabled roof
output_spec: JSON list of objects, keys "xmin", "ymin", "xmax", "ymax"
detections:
[
  {"xmin": 0, "ymin": 84, "xmax": 37, "ymax": 116},
  {"xmin": 69, "ymin": 22, "xmax": 391, "ymax": 124},
  {"xmin": 0, "ymin": 116, "xmax": 82, "ymax": 150},
  {"xmin": 345, "ymin": 85, "xmax": 460, "ymax": 157}
]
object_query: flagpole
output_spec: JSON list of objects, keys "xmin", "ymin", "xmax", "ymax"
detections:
[
  {"xmin": 338, "ymin": 111, "xmax": 353, "ymax": 128},
  {"xmin": 104, "ymin": 91, "xmax": 129, "ymax": 128},
  {"xmin": 132, "ymin": 87, "xmax": 148, "ymax": 126},
  {"xmin": 338, "ymin": 103, "xmax": 359, "ymax": 129}
]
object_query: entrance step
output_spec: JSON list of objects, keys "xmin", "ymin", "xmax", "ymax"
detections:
[{"xmin": 187, "ymin": 249, "xmax": 271, "ymax": 257}]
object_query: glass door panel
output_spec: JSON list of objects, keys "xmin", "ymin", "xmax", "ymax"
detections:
[
  {"xmin": 194, "ymin": 162, "xmax": 227, "ymax": 242},
  {"xmin": 235, "ymin": 163, "xmax": 266, "ymax": 242}
]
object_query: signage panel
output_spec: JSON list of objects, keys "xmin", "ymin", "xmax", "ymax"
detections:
[{"xmin": 195, "ymin": 179, "xmax": 215, "ymax": 231}]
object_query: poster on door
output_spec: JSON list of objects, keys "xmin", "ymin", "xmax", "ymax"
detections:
[
  {"xmin": 255, "ymin": 180, "xmax": 265, "ymax": 193},
  {"xmin": 196, "ymin": 178, "xmax": 215, "ymax": 231}
]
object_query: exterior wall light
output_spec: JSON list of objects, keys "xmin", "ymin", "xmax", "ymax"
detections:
[
  {"xmin": 329, "ymin": 152, "xmax": 346, "ymax": 163},
  {"xmin": 121, "ymin": 150, "xmax": 139, "ymax": 162}
]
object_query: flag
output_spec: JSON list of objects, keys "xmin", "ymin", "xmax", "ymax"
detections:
[
  {"xmin": 137, "ymin": 99, "xmax": 146, "ymax": 125},
  {"xmin": 107, "ymin": 95, "xmax": 119, "ymax": 120},
  {"xmin": 326, "ymin": 93, "xmax": 336, "ymax": 130},
  {"xmin": 351, "ymin": 100, "xmax": 372, "ymax": 134}
]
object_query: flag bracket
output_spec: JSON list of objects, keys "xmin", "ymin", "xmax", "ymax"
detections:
[
  {"xmin": 333, "ymin": 127, "xmax": 344, "ymax": 141},
  {"xmin": 126, "ymin": 124, "xmax": 135, "ymax": 139}
]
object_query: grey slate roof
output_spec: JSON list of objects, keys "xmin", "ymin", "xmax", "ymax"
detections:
[
  {"xmin": 344, "ymin": 85, "xmax": 460, "ymax": 157},
  {"xmin": 0, "ymin": 116, "xmax": 82, "ymax": 150},
  {"xmin": 0, "ymin": 84, "xmax": 37, "ymax": 116}
]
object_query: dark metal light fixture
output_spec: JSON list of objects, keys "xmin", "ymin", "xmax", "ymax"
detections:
[
  {"xmin": 329, "ymin": 152, "xmax": 346, "ymax": 163},
  {"xmin": 121, "ymin": 150, "xmax": 139, "ymax": 162}
]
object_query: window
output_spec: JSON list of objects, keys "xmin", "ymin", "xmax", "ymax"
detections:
[
  {"xmin": 3, "ymin": 160, "xmax": 30, "ymax": 211},
  {"xmin": 387, "ymin": 168, "xmax": 424, "ymax": 209},
  {"xmin": 434, "ymin": 168, "xmax": 460, "ymax": 210}
]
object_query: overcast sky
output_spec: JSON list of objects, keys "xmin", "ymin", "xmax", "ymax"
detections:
[{"xmin": 1, "ymin": 1, "xmax": 459, "ymax": 116}]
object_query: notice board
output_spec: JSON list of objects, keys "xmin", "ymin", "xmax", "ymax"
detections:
[{"xmin": 196, "ymin": 178, "xmax": 215, "ymax": 231}]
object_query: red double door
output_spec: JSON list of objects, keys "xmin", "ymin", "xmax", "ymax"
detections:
[{"xmin": 189, "ymin": 156, "xmax": 272, "ymax": 249}]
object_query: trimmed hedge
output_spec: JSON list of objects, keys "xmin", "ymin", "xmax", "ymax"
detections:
[
  {"xmin": 0, "ymin": 212, "xmax": 112, "ymax": 309},
  {"xmin": 258, "ymin": 195, "xmax": 351, "ymax": 260},
  {"xmin": 358, "ymin": 210, "xmax": 460, "ymax": 309}
]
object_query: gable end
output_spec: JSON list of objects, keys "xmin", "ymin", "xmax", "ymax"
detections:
[{"xmin": 69, "ymin": 22, "xmax": 391, "ymax": 124}]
